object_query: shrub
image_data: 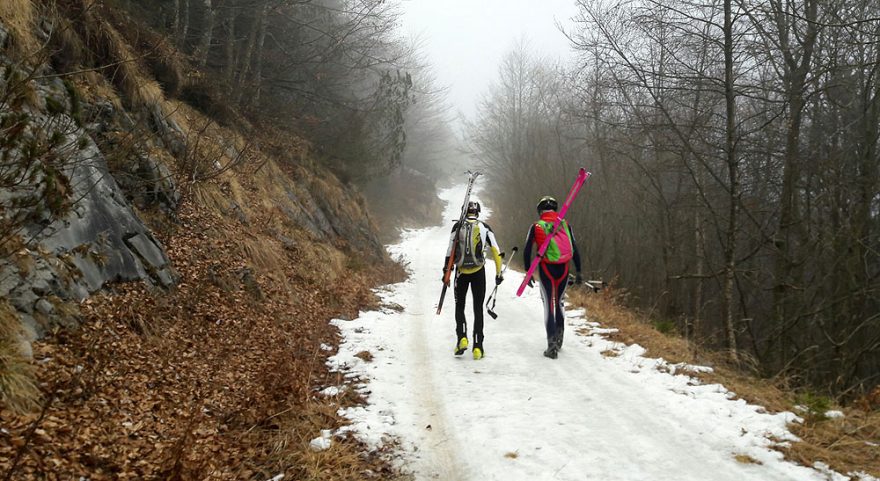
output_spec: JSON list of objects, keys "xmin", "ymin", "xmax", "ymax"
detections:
[{"xmin": 795, "ymin": 392, "xmax": 833, "ymax": 422}]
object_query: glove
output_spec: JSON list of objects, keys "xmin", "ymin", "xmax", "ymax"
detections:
[
  {"xmin": 575, "ymin": 273, "xmax": 583, "ymax": 284},
  {"xmin": 495, "ymin": 275, "xmax": 503, "ymax": 286}
]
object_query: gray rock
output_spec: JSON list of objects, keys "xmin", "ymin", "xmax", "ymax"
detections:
[
  {"xmin": 277, "ymin": 235, "xmax": 298, "ymax": 251},
  {"xmin": 36, "ymin": 136, "xmax": 175, "ymax": 291},
  {"xmin": 30, "ymin": 276, "xmax": 51, "ymax": 295},
  {"xmin": 116, "ymin": 152, "xmax": 180, "ymax": 211},
  {"xmin": 69, "ymin": 254, "xmax": 106, "ymax": 292},
  {"xmin": 17, "ymin": 339, "xmax": 33, "ymax": 360},
  {"xmin": 237, "ymin": 267, "xmax": 263, "ymax": 301},
  {"xmin": 147, "ymin": 102, "xmax": 186, "ymax": 156},
  {"xmin": 10, "ymin": 289, "xmax": 38, "ymax": 314},
  {"xmin": 156, "ymin": 269, "xmax": 174, "ymax": 287},
  {"xmin": 35, "ymin": 298, "xmax": 54, "ymax": 315},
  {"xmin": 0, "ymin": 41, "xmax": 178, "ymax": 337},
  {"xmin": 0, "ymin": 23, "xmax": 8, "ymax": 51},
  {"xmin": 18, "ymin": 314, "xmax": 40, "ymax": 341},
  {"xmin": 0, "ymin": 269, "xmax": 19, "ymax": 297},
  {"xmin": 71, "ymin": 284, "xmax": 89, "ymax": 301},
  {"xmin": 125, "ymin": 232, "xmax": 169, "ymax": 270}
]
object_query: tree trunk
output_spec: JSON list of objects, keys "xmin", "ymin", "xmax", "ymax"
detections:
[
  {"xmin": 178, "ymin": 0, "xmax": 190, "ymax": 50},
  {"xmin": 196, "ymin": 0, "xmax": 215, "ymax": 67},
  {"xmin": 236, "ymin": 1, "xmax": 266, "ymax": 105},
  {"xmin": 722, "ymin": 0, "xmax": 739, "ymax": 363},
  {"xmin": 224, "ymin": 5, "xmax": 237, "ymax": 87},
  {"xmin": 172, "ymin": 0, "xmax": 180, "ymax": 42},
  {"xmin": 770, "ymin": 0, "xmax": 819, "ymax": 370},
  {"xmin": 251, "ymin": 3, "xmax": 268, "ymax": 106},
  {"xmin": 690, "ymin": 203, "xmax": 704, "ymax": 345}
]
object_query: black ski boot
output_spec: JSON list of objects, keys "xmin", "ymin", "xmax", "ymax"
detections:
[{"xmin": 543, "ymin": 346, "xmax": 558, "ymax": 359}]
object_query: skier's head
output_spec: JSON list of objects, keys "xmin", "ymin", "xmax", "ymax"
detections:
[
  {"xmin": 537, "ymin": 196, "xmax": 558, "ymax": 213},
  {"xmin": 466, "ymin": 201, "xmax": 481, "ymax": 217}
]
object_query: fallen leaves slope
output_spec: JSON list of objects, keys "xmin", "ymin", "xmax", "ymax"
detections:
[{"xmin": 0, "ymin": 192, "xmax": 401, "ymax": 480}]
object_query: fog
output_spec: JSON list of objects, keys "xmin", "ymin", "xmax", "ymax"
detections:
[{"xmin": 399, "ymin": 0, "xmax": 579, "ymax": 127}]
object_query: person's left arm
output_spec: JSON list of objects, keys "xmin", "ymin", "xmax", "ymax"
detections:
[
  {"xmin": 483, "ymin": 222, "xmax": 503, "ymax": 278},
  {"xmin": 569, "ymin": 223, "xmax": 583, "ymax": 283}
]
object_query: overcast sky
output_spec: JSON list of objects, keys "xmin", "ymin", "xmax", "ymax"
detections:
[{"xmin": 399, "ymin": 0, "xmax": 579, "ymax": 125}]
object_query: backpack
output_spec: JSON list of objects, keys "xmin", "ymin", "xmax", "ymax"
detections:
[
  {"xmin": 536, "ymin": 219, "xmax": 573, "ymax": 264},
  {"xmin": 454, "ymin": 220, "xmax": 485, "ymax": 269}
]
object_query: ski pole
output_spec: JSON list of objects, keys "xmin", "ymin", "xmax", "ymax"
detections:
[{"xmin": 486, "ymin": 246, "xmax": 518, "ymax": 319}]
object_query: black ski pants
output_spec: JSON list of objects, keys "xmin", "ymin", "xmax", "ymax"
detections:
[{"xmin": 454, "ymin": 267, "xmax": 486, "ymax": 348}]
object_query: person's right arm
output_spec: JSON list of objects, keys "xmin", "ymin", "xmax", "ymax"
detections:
[
  {"xmin": 522, "ymin": 224, "xmax": 535, "ymax": 270},
  {"xmin": 444, "ymin": 221, "xmax": 460, "ymax": 270}
]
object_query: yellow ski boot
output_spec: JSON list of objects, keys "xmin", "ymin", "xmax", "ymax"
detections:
[
  {"xmin": 473, "ymin": 347, "xmax": 483, "ymax": 360},
  {"xmin": 454, "ymin": 337, "xmax": 468, "ymax": 356}
]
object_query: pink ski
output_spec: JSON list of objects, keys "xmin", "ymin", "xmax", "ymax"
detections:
[{"xmin": 516, "ymin": 169, "xmax": 591, "ymax": 297}]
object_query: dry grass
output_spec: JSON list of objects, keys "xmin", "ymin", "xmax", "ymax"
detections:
[
  {"xmin": 735, "ymin": 454, "xmax": 762, "ymax": 465},
  {"xmin": 354, "ymin": 351, "xmax": 373, "ymax": 363},
  {"xmin": 0, "ymin": 301, "xmax": 40, "ymax": 414},
  {"xmin": 179, "ymin": 113, "xmax": 355, "ymax": 290},
  {"xmin": 0, "ymin": 0, "xmax": 39, "ymax": 57},
  {"xmin": 240, "ymin": 235, "xmax": 286, "ymax": 273},
  {"xmin": 83, "ymin": 10, "xmax": 163, "ymax": 109},
  {"xmin": 32, "ymin": 1, "xmax": 166, "ymax": 112},
  {"xmin": 69, "ymin": 71, "xmax": 123, "ymax": 111},
  {"xmin": 566, "ymin": 287, "xmax": 880, "ymax": 478},
  {"xmin": 193, "ymin": 182, "xmax": 230, "ymax": 216},
  {"xmin": 261, "ymin": 400, "xmax": 402, "ymax": 480},
  {"xmin": 12, "ymin": 249, "xmax": 36, "ymax": 277},
  {"xmin": 787, "ymin": 412, "xmax": 880, "ymax": 476}
]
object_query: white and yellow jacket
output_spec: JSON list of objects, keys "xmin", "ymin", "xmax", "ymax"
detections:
[{"xmin": 445, "ymin": 215, "xmax": 503, "ymax": 276}]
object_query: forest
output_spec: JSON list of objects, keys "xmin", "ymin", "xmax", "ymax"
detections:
[
  {"xmin": 111, "ymin": 0, "xmax": 457, "ymax": 182},
  {"xmin": 103, "ymin": 0, "xmax": 880, "ymax": 398},
  {"xmin": 470, "ymin": 0, "xmax": 880, "ymax": 397}
]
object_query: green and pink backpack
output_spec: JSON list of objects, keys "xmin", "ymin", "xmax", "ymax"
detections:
[{"xmin": 535, "ymin": 219, "xmax": 573, "ymax": 264}]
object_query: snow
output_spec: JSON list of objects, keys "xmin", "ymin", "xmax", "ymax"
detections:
[
  {"xmin": 318, "ymin": 386, "xmax": 342, "ymax": 397},
  {"xmin": 309, "ymin": 430, "xmax": 334, "ymax": 451},
  {"xmin": 326, "ymin": 184, "xmax": 875, "ymax": 481}
]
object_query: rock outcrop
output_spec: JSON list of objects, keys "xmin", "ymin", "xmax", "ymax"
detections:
[
  {"xmin": 0, "ymin": 39, "xmax": 176, "ymax": 348},
  {"xmin": 0, "ymin": 10, "xmax": 389, "ymax": 358}
]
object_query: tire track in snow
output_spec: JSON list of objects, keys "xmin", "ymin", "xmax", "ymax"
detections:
[{"xmin": 403, "ymin": 252, "xmax": 467, "ymax": 480}]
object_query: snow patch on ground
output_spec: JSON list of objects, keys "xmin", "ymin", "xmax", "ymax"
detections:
[{"xmin": 322, "ymin": 185, "xmax": 873, "ymax": 481}]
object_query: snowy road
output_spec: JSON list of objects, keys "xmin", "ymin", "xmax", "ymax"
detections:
[{"xmin": 328, "ymin": 185, "xmax": 866, "ymax": 481}]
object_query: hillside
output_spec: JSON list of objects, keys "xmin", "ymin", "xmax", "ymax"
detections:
[{"xmin": 0, "ymin": 0, "xmax": 407, "ymax": 478}]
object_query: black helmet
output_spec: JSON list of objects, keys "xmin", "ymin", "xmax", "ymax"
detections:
[
  {"xmin": 466, "ymin": 201, "xmax": 481, "ymax": 216},
  {"xmin": 537, "ymin": 196, "xmax": 558, "ymax": 213}
]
